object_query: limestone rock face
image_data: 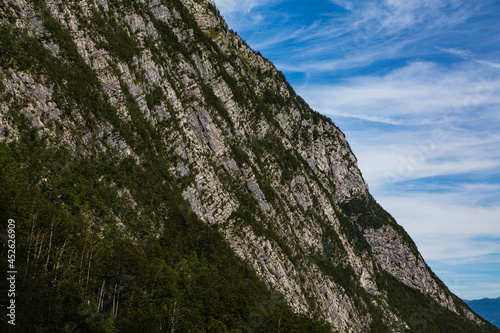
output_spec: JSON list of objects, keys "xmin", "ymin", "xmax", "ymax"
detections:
[
  {"xmin": 363, "ymin": 225, "xmax": 457, "ymax": 312},
  {"xmin": 0, "ymin": 0, "xmax": 492, "ymax": 332}
]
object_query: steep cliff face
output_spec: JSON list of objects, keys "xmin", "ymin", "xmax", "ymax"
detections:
[{"xmin": 0, "ymin": 0, "xmax": 497, "ymax": 332}]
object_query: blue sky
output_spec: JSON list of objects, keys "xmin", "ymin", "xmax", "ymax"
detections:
[{"xmin": 213, "ymin": 0, "xmax": 500, "ymax": 300}]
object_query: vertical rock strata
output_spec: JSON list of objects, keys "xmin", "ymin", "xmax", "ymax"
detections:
[{"xmin": 0, "ymin": 0, "xmax": 492, "ymax": 331}]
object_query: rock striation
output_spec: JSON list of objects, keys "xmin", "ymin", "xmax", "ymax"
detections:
[{"xmin": 0, "ymin": 0, "xmax": 497, "ymax": 332}]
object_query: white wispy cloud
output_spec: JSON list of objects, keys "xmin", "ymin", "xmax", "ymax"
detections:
[
  {"xmin": 298, "ymin": 61, "xmax": 500, "ymax": 126},
  {"xmin": 213, "ymin": 0, "xmax": 272, "ymax": 15},
  {"xmin": 257, "ymin": 0, "xmax": 483, "ymax": 73},
  {"xmin": 440, "ymin": 47, "xmax": 476, "ymax": 59},
  {"xmin": 379, "ymin": 191, "xmax": 500, "ymax": 235},
  {"xmin": 213, "ymin": 0, "xmax": 285, "ymax": 35},
  {"xmin": 329, "ymin": 0, "xmax": 354, "ymax": 11},
  {"xmin": 477, "ymin": 60, "xmax": 500, "ymax": 69},
  {"xmin": 216, "ymin": 0, "xmax": 497, "ymax": 75},
  {"xmin": 348, "ymin": 131, "xmax": 500, "ymax": 189},
  {"xmin": 439, "ymin": 277, "xmax": 500, "ymax": 300}
]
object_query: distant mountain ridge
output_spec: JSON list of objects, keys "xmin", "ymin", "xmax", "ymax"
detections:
[{"xmin": 466, "ymin": 298, "xmax": 500, "ymax": 328}]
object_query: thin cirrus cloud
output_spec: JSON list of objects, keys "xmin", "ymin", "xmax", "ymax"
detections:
[
  {"xmin": 213, "ymin": 0, "xmax": 270, "ymax": 14},
  {"xmin": 297, "ymin": 61, "xmax": 500, "ymax": 134},
  {"xmin": 354, "ymin": 139, "xmax": 500, "ymax": 192},
  {"xmin": 213, "ymin": 0, "xmax": 500, "ymax": 299},
  {"xmin": 226, "ymin": 0, "xmax": 485, "ymax": 74}
]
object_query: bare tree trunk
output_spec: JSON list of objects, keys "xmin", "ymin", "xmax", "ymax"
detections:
[
  {"xmin": 97, "ymin": 280, "xmax": 105, "ymax": 312},
  {"xmin": 26, "ymin": 212, "xmax": 38, "ymax": 269},
  {"xmin": 85, "ymin": 237, "xmax": 99, "ymax": 292},
  {"xmin": 86, "ymin": 250, "xmax": 93, "ymax": 290},
  {"xmin": 55, "ymin": 236, "xmax": 71, "ymax": 271},
  {"xmin": 79, "ymin": 237, "xmax": 88, "ymax": 283},
  {"xmin": 170, "ymin": 300, "xmax": 180, "ymax": 333},
  {"xmin": 112, "ymin": 283, "xmax": 119, "ymax": 317},
  {"xmin": 35, "ymin": 230, "xmax": 45, "ymax": 261},
  {"xmin": 114, "ymin": 292, "xmax": 120, "ymax": 317},
  {"xmin": 45, "ymin": 218, "xmax": 55, "ymax": 271},
  {"xmin": 53, "ymin": 236, "xmax": 71, "ymax": 285}
]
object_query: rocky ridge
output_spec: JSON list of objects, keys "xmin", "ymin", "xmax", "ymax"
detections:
[{"xmin": 0, "ymin": 0, "xmax": 496, "ymax": 332}]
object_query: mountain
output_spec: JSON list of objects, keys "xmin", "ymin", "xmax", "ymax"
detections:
[
  {"xmin": 466, "ymin": 298, "xmax": 500, "ymax": 328},
  {"xmin": 0, "ymin": 0, "xmax": 498, "ymax": 332}
]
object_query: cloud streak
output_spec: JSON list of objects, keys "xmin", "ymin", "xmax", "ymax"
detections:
[
  {"xmin": 225, "ymin": 0, "xmax": 489, "ymax": 74},
  {"xmin": 299, "ymin": 61, "xmax": 500, "ymax": 125},
  {"xmin": 214, "ymin": 0, "xmax": 274, "ymax": 15}
]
